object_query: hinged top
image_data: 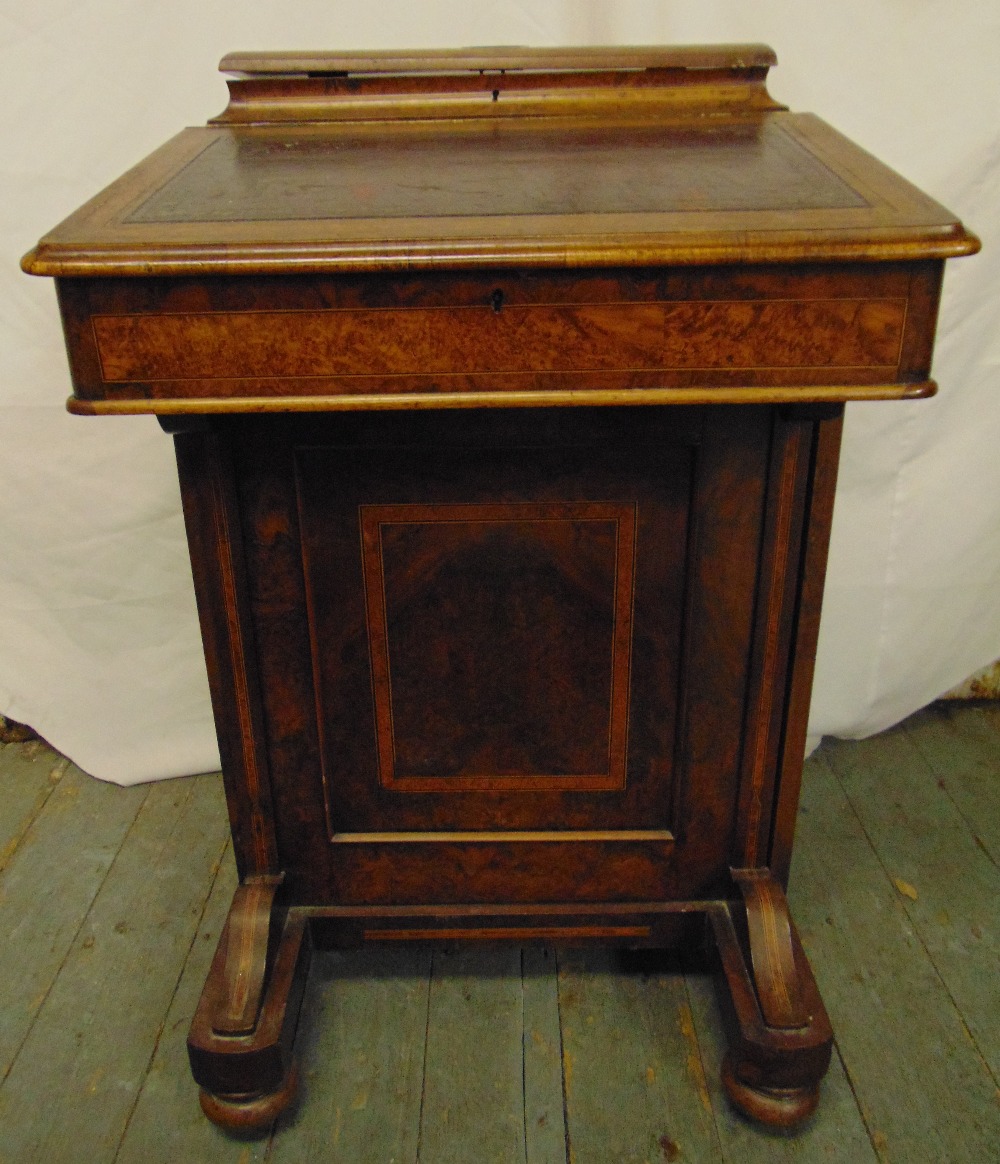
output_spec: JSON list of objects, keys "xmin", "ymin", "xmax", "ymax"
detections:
[{"xmin": 22, "ymin": 45, "xmax": 979, "ymax": 278}]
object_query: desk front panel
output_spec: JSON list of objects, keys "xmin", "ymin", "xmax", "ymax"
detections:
[{"xmin": 199, "ymin": 406, "xmax": 779, "ymax": 908}]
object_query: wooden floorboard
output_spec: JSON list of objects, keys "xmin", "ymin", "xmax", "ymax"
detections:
[
  {"xmin": 0, "ymin": 740, "xmax": 69, "ymax": 873},
  {"xmin": 0, "ymin": 756, "xmax": 149, "ymax": 1090},
  {"xmin": 824, "ymin": 715, "xmax": 1000, "ymax": 1086},
  {"xmin": 681, "ymin": 970, "xmax": 877, "ymax": 1163},
  {"xmin": 557, "ymin": 947, "xmax": 721, "ymax": 1164},
  {"xmin": 904, "ymin": 702, "xmax": 1000, "ymax": 866},
  {"xmin": 418, "ymin": 945, "xmax": 528, "ymax": 1164},
  {"xmin": 792, "ymin": 741, "xmax": 1000, "ymax": 1163},
  {"xmin": 112, "ymin": 846, "xmax": 266, "ymax": 1164},
  {"xmin": 270, "ymin": 945, "xmax": 432, "ymax": 1164},
  {"xmin": 522, "ymin": 946, "xmax": 567, "ymax": 1164},
  {"xmin": 0, "ymin": 772, "xmax": 230, "ymax": 1164},
  {"xmin": 0, "ymin": 706, "xmax": 997, "ymax": 1163}
]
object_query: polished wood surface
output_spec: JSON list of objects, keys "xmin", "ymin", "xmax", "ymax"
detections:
[
  {"xmin": 56, "ymin": 261, "xmax": 942, "ymax": 413},
  {"xmin": 89, "ymin": 295, "xmax": 903, "ymax": 377},
  {"xmin": 23, "ymin": 45, "xmax": 978, "ymax": 1135},
  {"xmin": 218, "ymin": 44, "xmax": 780, "ymax": 75}
]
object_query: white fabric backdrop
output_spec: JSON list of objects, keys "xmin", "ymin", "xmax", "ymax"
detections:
[{"xmin": 2, "ymin": 1, "xmax": 998, "ymax": 784}]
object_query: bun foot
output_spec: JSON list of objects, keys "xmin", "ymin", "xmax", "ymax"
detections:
[
  {"xmin": 199, "ymin": 1062, "xmax": 299, "ymax": 1131},
  {"xmin": 721, "ymin": 1052, "xmax": 819, "ymax": 1127}
]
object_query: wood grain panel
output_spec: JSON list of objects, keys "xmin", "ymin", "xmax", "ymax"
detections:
[
  {"xmin": 92, "ymin": 298, "xmax": 906, "ymax": 387},
  {"xmin": 291, "ymin": 420, "xmax": 693, "ymax": 845},
  {"xmin": 361, "ymin": 501, "xmax": 635, "ymax": 792}
]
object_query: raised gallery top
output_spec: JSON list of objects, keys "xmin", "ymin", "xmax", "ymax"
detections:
[{"xmin": 22, "ymin": 46, "xmax": 978, "ymax": 277}]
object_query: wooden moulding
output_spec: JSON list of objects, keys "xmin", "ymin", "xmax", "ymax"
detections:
[
  {"xmin": 218, "ymin": 44, "xmax": 779, "ymax": 76},
  {"xmin": 172, "ymin": 429, "xmax": 280, "ymax": 880},
  {"xmin": 54, "ymin": 259, "xmax": 948, "ymax": 412},
  {"xmin": 24, "ymin": 232, "xmax": 978, "ymax": 280},
  {"xmin": 66, "ymin": 381, "xmax": 937, "ymax": 416},
  {"xmin": 733, "ymin": 409, "xmax": 815, "ymax": 871},
  {"xmin": 312, "ymin": 902, "xmax": 710, "ymax": 952},
  {"xmin": 731, "ymin": 869, "xmax": 808, "ymax": 1029},
  {"xmin": 20, "ymin": 76, "xmax": 980, "ymax": 280},
  {"xmin": 211, "ymin": 874, "xmax": 286, "ymax": 1037},
  {"xmin": 768, "ymin": 412, "xmax": 845, "ymax": 885}
]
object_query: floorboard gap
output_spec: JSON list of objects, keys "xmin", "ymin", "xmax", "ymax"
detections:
[
  {"xmin": 414, "ymin": 945, "xmax": 435, "ymax": 1164},
  {"xmin": 835, "ymin": 1041, "xmax": 888, "ymax": 1163},
  {"xmin": 110, "ymin": 834, "xmax": 232, "ymax": 1163},
  {"xmin": 554, "ymin": 951, "xmax": 572, "ymax": 1164}
]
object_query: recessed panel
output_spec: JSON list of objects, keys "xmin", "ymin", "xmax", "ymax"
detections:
[
  {"xmin": 294, "ymin": 430, "xmax": 695, "ymax": 841},
  {"xmin": 360, "ymin": 501, "xmax": 635, "ymax": 791}
]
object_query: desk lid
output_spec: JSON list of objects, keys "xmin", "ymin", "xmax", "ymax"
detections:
[{"xmin": 23, "ymin": 46, "xmax": 978, "ymax": 277}]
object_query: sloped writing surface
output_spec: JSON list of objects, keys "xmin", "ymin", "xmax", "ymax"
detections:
[{"xmin": 126, "ymin": 120, "xmax": 867, "ymax": 225}]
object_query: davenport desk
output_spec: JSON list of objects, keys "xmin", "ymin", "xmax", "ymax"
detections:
[{"xmin": 24, "ymin": 46, "xmax": 978, "ymax": 1131}]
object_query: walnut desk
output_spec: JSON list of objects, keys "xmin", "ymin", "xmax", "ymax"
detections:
[{"xmin": 24, "ymin": 46, "xmax": 978, "ymax": 1131}]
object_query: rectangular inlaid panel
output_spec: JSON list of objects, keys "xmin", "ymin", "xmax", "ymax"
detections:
[
  {"xmin": 293, "ymin": 430, "xmax": 696, "ymax": 842},
  {"xmin": 360, "ymin": 501, "xmax": 636, "ymax": 792},
  {"xmin": 91, "ymin": 298, "xmax": 906, "ymax": 386}
]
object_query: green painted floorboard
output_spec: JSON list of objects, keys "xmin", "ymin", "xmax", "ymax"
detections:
[
  {"xmin": 0, "ymin": 740, "xmax": 69, "ymax": 873},
  {"xmin": 112, "ymin": 843, "xmax": 265, "ymax": 1164},
  {"xmin": 824, "ymin": 719, "xmax": 1000, "ymax": 1083},
  {"xmin": 0, "ymin": 773, "xmax": 229, "ymax": 1164},
  {"xmin": 0, "ymin": 758, "xmax": 149, "ymax": 1086},
  {"xmin": 905, "ymin": 702, "xmax": 1000, "ymax": 865},
  {"xmin": 418, "ymin": 945, "xmax": 528, "ymax": 1164},
  {"xmin": 269, "ymin": 944, "xmax": 433, "ymax": 1164},
  {"xmin": 557, "ymin": 947, "xmax": 721, "ymax": 1164},
  {"xmin": 792, "ymin": 747, "xmax": 1000, "ymax": 1164},
  {"xmin": 682, "ymin": 967, "xmax": 878, "ymax": 1164},
  {"xmin": 522, "ymin": 946, "xmax": 568, "ymax": 1164}
]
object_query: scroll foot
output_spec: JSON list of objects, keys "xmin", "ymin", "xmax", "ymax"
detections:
[
  {"xmin": 709, "ymin": 868, "xmax": 832, "ymax": 1127},
  {"xmin": 188, "ymin": 877, "xmax": 311, "ymax": 1128}
]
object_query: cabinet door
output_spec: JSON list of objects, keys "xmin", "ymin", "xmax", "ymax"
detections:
[{"xmin": 233, "ymin": 407, "xmax": 772, "ymax": 907}]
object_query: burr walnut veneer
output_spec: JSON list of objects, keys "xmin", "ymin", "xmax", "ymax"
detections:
[{"xmin": 24, "ymin": 46, "xmax": 978, "ymax": 1131}]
